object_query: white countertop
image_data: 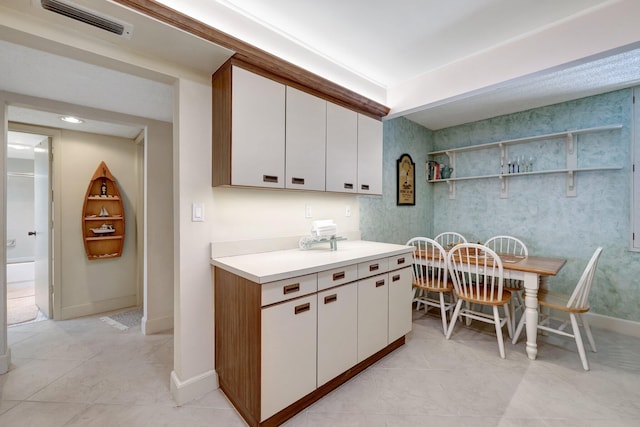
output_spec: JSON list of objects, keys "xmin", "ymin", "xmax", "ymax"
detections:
[{"xmin": 211, "ymin": 240, "xmax": 412, "ymax": 284}]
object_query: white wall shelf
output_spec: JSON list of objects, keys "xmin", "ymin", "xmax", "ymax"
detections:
[{"xmin": 427, "ymin": 124, "xmax": 623, "ymax": 199}]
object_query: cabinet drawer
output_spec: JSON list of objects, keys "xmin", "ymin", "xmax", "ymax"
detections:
[
  {"xmin": 318, "ymin": 264, "xmax": 358, "ymax": 291},
  {"xmin": 389, "ymin": 253, "xmax": 411, "ymax": 271},
  {"xmin": 357, "ymin": 257, "xmax": 389, "ymax": 279},
  {"xmin": 261, "ymin": 274, "xmax": 317, "ymax": 306}
]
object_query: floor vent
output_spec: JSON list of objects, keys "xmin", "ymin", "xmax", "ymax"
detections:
[{"xmin": 38, "ymin": 0, "xmax": 133, "ymax": 39}]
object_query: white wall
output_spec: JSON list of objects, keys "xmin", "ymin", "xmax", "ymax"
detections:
[
  {"xmin": 6, "ymin": 158, "xmax": 34, "ymax": 263},
  {"xmin": 57, "ymin": 129, "xmax": 138, "ymax": 319},
  {"xmin": 171, "ymin": 78, "xmax": 217, "ymax": 403},
  {"xmin": 142, "ymin": 120, "xmax": 174, "ymax": 334},
  {"xmin": 211, "ymin": 187, "xmax": 360, "ymax": 244}
]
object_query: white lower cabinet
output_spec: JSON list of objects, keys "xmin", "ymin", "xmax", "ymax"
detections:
[
  {"xmin": 216, "ymin": 247, "xmax": 413, "ymax": 426},
  {"xmin": 388, "ymin": 266, "xmax": 413, "ymax": 343},
  {"xmin": 357, "ymin": 274, "xmax": 389, "ymax": 362},
  {"xmin": 317, "ymin": 282, "xmax": 358, "ymax": 386},
  {"xmin": 261, "ymin": 293, "xmax": 317, "ymax": 421}
]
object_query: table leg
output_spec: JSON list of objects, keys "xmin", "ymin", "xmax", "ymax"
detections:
[{"xmin": 523, "ymin": 272, "xmax": 539, "ymax": 360}]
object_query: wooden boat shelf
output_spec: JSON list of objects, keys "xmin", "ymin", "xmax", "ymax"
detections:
[{"xmin": 82, "ymin": 161, "xmax": 126, "ymax": 260}]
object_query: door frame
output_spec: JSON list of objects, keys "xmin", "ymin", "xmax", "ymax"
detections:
[{"xmin": 9, "ymin": 122, "xmax": 61, "ymax": 319}]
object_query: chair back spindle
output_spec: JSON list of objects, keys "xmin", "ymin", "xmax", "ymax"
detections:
[
  {"xmin": 567, "ymin": 247, "xmax": 603, "ymax": 311},
  {"xmin": 434, "ymin": 232, "xmax": 467, "ymax": 249},
  {"xmin": 447, "ymin": 244, "xmax": 504, "ymax": 303}
]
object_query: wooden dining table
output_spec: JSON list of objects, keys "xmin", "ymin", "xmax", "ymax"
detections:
[{"xmin": 416, "ymin": 250, "xmax": 567, "ymax": 360}]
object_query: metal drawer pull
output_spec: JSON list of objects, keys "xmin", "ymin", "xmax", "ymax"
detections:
[
  {"xmin": 263, "ymin": 175, "xmax": 278, "ymax": 183},
  {"xmin": 324, "ymin": 294, "xmax": 338, "ymax": 304},
  {"xmin": 369, "ymin": 264, "xmax": 379, "ymax": 272},
  {"xmin": 291, "ymin": 177, "xmax": 305, "ymax": 185},
  {"xmin": 294, "ymin": 302, "xmax": 311, "ymax": 315},
  {"xmin": 392, "ymin": 274, "xmax": 400, "ymax": 282},
  {"xmin": 344, "ymin": 183, "xmax": 353, "ymax": 189},
  {"xmin": 333, "ymin": 271, "xmax": 345, "ymax": 281},
  {"xmin": 397, "ymin": 257, "xmax": 405, "ymax": 265},
  {"xmin": 361, "ymin": 184, "xmax": 370, "ymax": 190},
  {"xmin": 375, "ymin": 279, "xmax": 385, "ymax": 287},
  {"xmin": 283, "ymin": 283, "xmax": 300, "ymax": 294}
]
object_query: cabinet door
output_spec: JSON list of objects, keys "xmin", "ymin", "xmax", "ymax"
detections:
[
  {"xmin": 261, "ymin": 294, "xmax": 317, "ymax": 421},
  {"xmin": 232, "ymin": 66, "xmax": 286, "ymax": 188},
  {"xmin": 388, "ymin": 267, "xmax": 413, "ymax": 343},
  {"xmin": 317, "ymin": 282, "xmax": 358, "ymax": 386},
  {"xmin": 357, "ymin": 274, "xmax": 388, "ymax": 362},
  {"xmin": 326, "ymin": 102, "xmax": 358, "ymax": 193},
  {"xmin": 357, "ymin": 114, "xmax": 383, "ymax": 195},
  {"xmin": 286, "ymin": 86, "xmax": 326, "ymax": 191}
]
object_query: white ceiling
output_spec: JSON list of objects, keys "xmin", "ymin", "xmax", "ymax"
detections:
[
  {"xmin": 205, "ymin": 0, "xmax": 611, "ymax": 88},
  {"xmin": 2, "ymin": 0, "xmax": 640, "ymax": 134}
]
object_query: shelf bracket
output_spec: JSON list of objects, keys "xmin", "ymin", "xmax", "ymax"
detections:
[
  {"xmin": 499, "ymin": 143, "xmax": 508, "ymax": 175},
  {"xmin": 566, "ymin": 131, "xmax": 578, "ymax": 197},
  {"xmin": 566, "ymin": 132, "xmax": 575, "ymax": 155},
  {"xmin": 566, "ymin": 170, "xmax": 577, "ymax": 197},
  {"xmin": 499, "ymin": 175, "xmax": 509, "ymax": 199},
  {"xmin": 447, "ymin": 180, "xmax": 456, "ymax": 199}
]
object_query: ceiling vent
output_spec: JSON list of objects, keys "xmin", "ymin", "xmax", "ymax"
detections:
[{"xmin": 36, "ymin": 0, "xmax": 134, "ymax": 39}]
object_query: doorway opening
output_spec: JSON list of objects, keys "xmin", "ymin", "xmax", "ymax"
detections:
[{"xmin": 6, "ymin": 130, "xmax": 50, "ymax": 326}]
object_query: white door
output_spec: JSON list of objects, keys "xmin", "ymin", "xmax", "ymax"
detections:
[
  {"xmin": 357, "ymin": 274, "xmax": 388, "ymax": 362},
  {"xmin": 33, "ymin": 137, "xmax": 52, "ymax": 318},
  {"xmin": 285, "ymin": 86, "xmax": 326, "ymax": 191},
  {"xmin": 261, "ymin": 294, "xmax": 317, "ymax": 421},
  {"xmin": 317, "ymin": 282, "xmax": 358, "ymax": 386},
  {"xmin": 388, "ymin": 266, "xmax": 413, "ymax": 343}
]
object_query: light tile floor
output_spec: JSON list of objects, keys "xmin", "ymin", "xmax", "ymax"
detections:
[{"xmin": 2, "ymin": 310, "xmax": 639, "ymax": 426}]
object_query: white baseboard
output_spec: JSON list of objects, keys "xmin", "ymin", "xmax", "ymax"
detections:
[
  {"xmin": 141, "ymin": 314, "xmax": 173, "ymax": 335},
  {"xmin": 170, "ymin": 369, "xmax": 219, "ymax": 406},
  {"xmin": 586, "ymin": 312, "xmax": 640, "ymax": 339},
  {"xmin": 0, "ymin": 347, "xmax": 11, "ymax": 374},
  {"xmin": 60, "ymin": 295, "xmax": 137, "ymax": 320}
]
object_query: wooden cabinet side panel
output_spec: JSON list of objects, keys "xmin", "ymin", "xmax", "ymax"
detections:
[
  {"xmin": 214, "ymin": 267, "xmax": 261, "ymax": 424},
  {"xmin": 212, "ymin": 65, "xmax": 232, "ymax": 186}
]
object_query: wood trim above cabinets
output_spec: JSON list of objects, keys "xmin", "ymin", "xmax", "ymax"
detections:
[{"xmin": 113, "ymin": 0, "xmax": 389, "ymax": 119}]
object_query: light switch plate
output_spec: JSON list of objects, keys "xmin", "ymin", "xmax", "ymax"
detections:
[{"xmin": 192, "ymin": 203, "xmax": 204, "ymax": 222}]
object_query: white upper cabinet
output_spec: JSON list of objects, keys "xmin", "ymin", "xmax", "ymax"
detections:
[
  {"xmin": 326, "ymin": 103, "xmax": 358, "ymax": 193},
  {"xmin": 231, "ymin": 66, "xmax": 286, "ymax": 188},
  {"xmin": 357, "ymin": 114, "xmax": 383, "ymax": 195},
  {"xmin": 286, "ymin": 87, "xmax": 327, "ymax": 191},
  {"xmin": 214, "ymin": 64, "xmax": 384, "ymax": 195}
]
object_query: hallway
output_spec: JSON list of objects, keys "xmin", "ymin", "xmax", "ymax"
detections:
[{"xmin": 6, "ymin": 262, "xmax": 44, "ymax": 326}]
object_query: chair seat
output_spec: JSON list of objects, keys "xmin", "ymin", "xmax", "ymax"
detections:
[
  {"xmin": 526, "ymin": 290, "xmax": 590, "ymax": 313},
  {"xmin": 455, "ymin": 288, "xmax": 511, "ymax": 306},
  {"xmin": 514, "ymin": 247, "xmax": 602, "ymax": 370},
  {"xmin": 413, "ymin": 279, "xmax": 453, "ymax": 293}
]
